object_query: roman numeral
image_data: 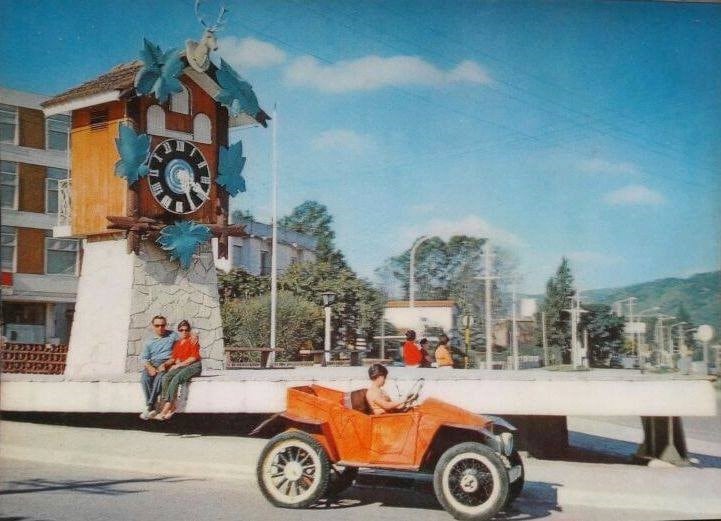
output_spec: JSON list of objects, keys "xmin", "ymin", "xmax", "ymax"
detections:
[
  {"xmin": 190, "ymin": 148, "xmax": 198, "ymax": 158},
  {"xmin": 152, "ymin": 153, "xmax": 162, "ymax": 162},
  {"xmin": 162, "ymin": 142, "xmax": 172, "ymax": 153},
  {"xmin": 160, "ymin": 195, "xmax": 172, "ymax": 209},
  {"xmin": 150, "ymin": 183, "xmax": 162, "ymax": 196},
  {"xmin": 200, "ymin": 176, "xmax": 210, "ymax": 184},
  {"xmin": 175, "ymin": 201, "xmax": 185, "ymax": 213},
  {"xmin": 149, "ymin": 169, "xmax": 159, "ymax": 177},
  {"xmin": 176, "ymin": 140, "xmax": 185, "ymax": 152},
  {"xmin": 197, "ymin": 161, "xmax": 207, "ymax": 169}
]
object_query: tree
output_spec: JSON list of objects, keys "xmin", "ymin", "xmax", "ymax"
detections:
[
  {"xmin": 230, "ymin": 208, "xmax": 253, "ymax": 223},
  {"xmin": 377, "ymin": 235, "xmax": 519, "ymax": 353},
  {"xmin": 222, "ymin": 291, "xmax": 323, "ymax": 362},
  {"xmin": 217, "ymin": 269, "xmax": 269, "ymax": 303},
  {"xmin": 279, "ymin": 201, "xmax": 345, "ymax": 266},
  {"xmin": 539, "ymin": 257, "xmax": 575, "ymax": 363},
  {"xmin": 279, "ymin": 260, "xmax": 384, "ymax": 344},
  {"xmin": 578, "ymin": 303, "xmax": 625, "ymax": 366}
]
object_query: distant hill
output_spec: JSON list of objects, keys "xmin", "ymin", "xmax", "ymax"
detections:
[{"xmin": 580, "ymin": 271, "xmax": 720, "ymax": 332}]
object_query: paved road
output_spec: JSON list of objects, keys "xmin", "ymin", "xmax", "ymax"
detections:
[{"xmin": 0, "ymin": 458, "xmax": 716, "ymax": 521}]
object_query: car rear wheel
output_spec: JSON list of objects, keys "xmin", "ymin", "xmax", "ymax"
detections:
[
  {"xmin": 257, "ymin": 430, "xmax": 330, "ymax": 508},
  {"xmin": 433, "ymin": 442, "xmax": 509, "ymax": 521}
]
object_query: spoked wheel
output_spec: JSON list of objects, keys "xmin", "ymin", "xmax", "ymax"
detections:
[
  {"xmin": 257, "ymin": 431, "xmax": 330, "ymax": 508},
  {"xmin": 327, "ymin": 464, "xmax": 359, "ymax": 496},
  {"xmin": 433, "ymin": 442, "xmax": 509, "ymax": 521}
]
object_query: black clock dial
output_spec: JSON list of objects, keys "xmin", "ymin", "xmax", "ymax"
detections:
[{"xmin": 147, "ymin": 139, "xmax": 212, "ymax": 215}]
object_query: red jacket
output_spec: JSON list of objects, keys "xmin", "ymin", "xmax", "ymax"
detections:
[{"xmin": 403, "ymin": 340, "xmax": 423, "ymax": 366}]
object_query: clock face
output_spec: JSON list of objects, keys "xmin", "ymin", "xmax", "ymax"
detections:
[{"xmin": 147, "ymin": 139, "xmax": 212, "ymax": 215}]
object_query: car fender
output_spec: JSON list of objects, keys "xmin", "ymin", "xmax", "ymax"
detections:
[
  {"xmin": 250, "ymin": 411, "xmax": 326, "ymax": 437},
  {"xmin": 484, "ymin": 415, "xmax": 518, "ymax": 432}
]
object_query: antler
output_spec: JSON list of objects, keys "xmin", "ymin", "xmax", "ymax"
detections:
[{"xmin": 194, "ymin": 0, "xmax": 228, "ymax": 32}]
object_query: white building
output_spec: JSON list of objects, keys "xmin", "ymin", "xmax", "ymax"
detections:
[
  {"xmin": 383, "ymin": 300, "xmax": 459, "ymax": 338},
  {"xmin": 213, "ymin": 219, "xmax": 317, "ymax": 275}
]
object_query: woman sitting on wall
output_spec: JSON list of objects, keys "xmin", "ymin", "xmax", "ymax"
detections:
[{"xmin": 154, "ymin": 320, "xmax": 202, "ymax": 420}]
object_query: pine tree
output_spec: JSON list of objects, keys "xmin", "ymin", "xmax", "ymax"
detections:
[{"xmin": 540, "ymin": 257, "xmax": 575, "ymax": 363}]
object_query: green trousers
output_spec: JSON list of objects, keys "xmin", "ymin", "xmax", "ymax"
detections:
[{"xmin": 160, "ymin": 361, "xmax": 202, "ymax": 402}]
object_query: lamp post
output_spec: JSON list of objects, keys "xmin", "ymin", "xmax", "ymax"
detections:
[
  {"xmin": 462, "ymin": 314, "xmax": 474, "ymax": 369},
  {"xmin": 321, "ymin": 291, "xmax": 336, "ymax": 365},
  {"xmin": 409, "ymin": 235, "xmax": 430, "ymax": 308},
  {"xmin": 634, "ymin": 306, "xmax": 659, "ymax": 366}
]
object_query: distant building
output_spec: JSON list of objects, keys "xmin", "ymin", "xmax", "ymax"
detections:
[
  {"xmin": 0, "ymin": 86, "xmax": 77, "ymax": 344},
  {"xmin": 383, "ymin": 300, "xmax": 459, "ymax": 338},
  {"xmin": 213, "ymin": 219, "xmax": 317, "ymax": 276}
]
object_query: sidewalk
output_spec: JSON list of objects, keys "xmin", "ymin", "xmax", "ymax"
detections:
[{"xmin": 1, "ymin": 420, "xmax": 720, "ymax": 516}]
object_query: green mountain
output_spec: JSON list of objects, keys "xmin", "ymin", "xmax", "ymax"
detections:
[{"xmin": 581, "ymin": 271, "xmax": 720, "ymax": 332}]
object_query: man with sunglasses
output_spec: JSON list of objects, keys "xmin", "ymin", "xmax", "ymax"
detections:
[{"xmin": 139, "ymin": 315, "xmax": 179, "ymax": 420}]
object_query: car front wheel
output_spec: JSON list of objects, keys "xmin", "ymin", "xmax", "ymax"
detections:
[
  {"xmin": 257, "ymin": 430, "xmax": 330, "ymax": 508},
  {"xmin": 433, "ymin": 442, "xmax": 509, "ymax": 521}
]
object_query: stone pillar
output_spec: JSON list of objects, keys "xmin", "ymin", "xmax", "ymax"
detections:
[
  {"xmin": 65, "ymin": 238, "xmax": 225, "ymax": 379},
  {"xmin": 126, "ymin": 241, "xmax": 224, "ymax": 372}
]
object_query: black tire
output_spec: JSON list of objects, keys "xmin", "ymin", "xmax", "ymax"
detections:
[
  {"xmin": 256, "ymin": 430, "xmax": 330, "ymax": 508},
  {"xmin": 433, "ymin": 442, "xmax": 509, "ymax": 521},
  {"xmin": 503, "ymin": 450, "xmax": 524, "ymax": 506},
  {"xmin": 327, "ymin": 465, "xmax": 359, "ymax": 496}
]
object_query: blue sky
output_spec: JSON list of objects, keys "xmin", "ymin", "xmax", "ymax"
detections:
[{"xmin": 2, "ymin": 0, "xmax": 720, "ymax": 293}]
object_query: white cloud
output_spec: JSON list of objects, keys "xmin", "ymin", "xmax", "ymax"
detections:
[
  {"xmin": 578, "ymin": 158, "xmax": 640, "ymax": 176},
  {"xmin": 604, "ymin": 184, "xmax": 665, "ymax": 206},
  {"xmin": 402, "ymin": 215, "xmax": 524, "ymax": 248},
  {"xmin": 218, "ymin": 36, "xmax": 286, "ymax": 69},
  {"xmin": 311, "ymin": 129, "xmax": 375, "ymax": 153},
  {"xmin": 567, "ymin": 251, "xmax": 624, "ymax": 266},
  {"xmin": 285, "ymin": 55, "xmax": 491, "ymax": 92}
]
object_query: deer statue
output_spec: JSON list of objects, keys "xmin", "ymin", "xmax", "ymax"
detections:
[{"xmin": 186, "ymin": 0, "xmax": 228, "ymax": 73}]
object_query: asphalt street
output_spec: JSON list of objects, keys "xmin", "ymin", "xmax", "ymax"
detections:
[{"xmin": 1, "ymin": 458, "xmax": 715, "ymax": 521}]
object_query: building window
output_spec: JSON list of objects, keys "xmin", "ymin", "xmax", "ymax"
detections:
[
  {"xmin": 0, "ymin": 104, "xmax": 17, "ymax": 144},
  {"xmin": 193, "ymin": 113, "xmax": 211, "ymax": 143},
  {"xmin": 46, "ymin": 168, "xmax": 68, "ymax": 214},
  {"xmin": 1, "ymin": 226, "xmax": 17, "ymax": 272},
  {"xmin": 231, "ymin": 243, "xmax": 243, "ymax": 268},
  {"xmin": 45, "ymin": 232, "xmax": 79, "ymax": 275},
  {"xmin": 1, "ymin": 161, "xmax": 18, "ymax": 210},
  {"xmin": 260, "ymin": 250, "xmax": 271, "ymax": 276},
  {"xmin": 147, "ymin": 105, "xmax": 165, "ymax": 136},
  {"xmin": 46, "ymin": 114, "xmax": 70, "ymax": 150},
  {"xmin": 170, "ymin": 85, "xmax": 190, "ymax": 114},
  {"xmin": 89, "ymin": 108, "xmax": 108, "ymax": 129}
]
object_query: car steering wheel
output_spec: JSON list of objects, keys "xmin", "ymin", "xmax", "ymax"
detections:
[{"xmin": 400, "ymin": 378, "xmax": 425, "ymax": 411}]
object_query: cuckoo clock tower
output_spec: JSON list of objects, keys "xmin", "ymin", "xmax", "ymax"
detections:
[{"xmin": 41, "ymin": 27, "xmax": 268, "ymax": 377}]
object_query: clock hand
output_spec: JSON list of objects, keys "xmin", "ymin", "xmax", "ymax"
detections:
[
  {"xmin": 190, "ymin": 180, "xmax": 209, "ymax": 201},
  {"xmin": 177, "ymin": 169, "xmax": 197, "ymax": 211}
]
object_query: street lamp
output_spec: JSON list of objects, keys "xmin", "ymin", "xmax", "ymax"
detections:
[
  {"xmin": 321, "ymin": 291, "xmax": 336, "ymax": 365},
  {"xmin": 409, "ymin": 235, "xmax": 430, "ymax": 308}
]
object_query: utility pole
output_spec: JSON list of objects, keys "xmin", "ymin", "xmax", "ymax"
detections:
[
  {"xmin": 267, "ymin": 105, "xmax": 279, "ymax": 368},
  {"xmin": 479, "ymin": 242, "xmax": 496, "ymax": 369},
  {"xmin": 511, "ymin": 280, "xmax": 518, "ymax": 370},
  {"xmin": 564, "ymin": 293, "xmax": 587, "ymax": 368},
  {"xmin": 541, "ymin": 311, "xmax": 548, "ymax": 366}
]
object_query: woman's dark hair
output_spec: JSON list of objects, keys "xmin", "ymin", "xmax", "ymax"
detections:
[
  {"xmin": 419, "ymin": 338, "xmax": 429, "ymax": 346},
  {"xmin": 405, "ymin": 330, "xmax": 416, "ymax": 340},
  {"xmin": 438, "ymin": 334, "xmax": 449, "ymax": 345},
  {"xmin": 177, "ymin": 319, "xmax": 191, "ymax": 330},
  {"xmin": 368, "ymin": 363, "xmax": 388, "ymax": 380}
]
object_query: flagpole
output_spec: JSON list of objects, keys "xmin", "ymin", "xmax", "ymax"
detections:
[{"xmin": 267, "ymin": 105, "xmax": 278, "ymax": 367}]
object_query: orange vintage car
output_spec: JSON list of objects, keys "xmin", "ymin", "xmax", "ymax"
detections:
[{"xmin": 252, "ymin": 378, "xmax": 524, "ymax": 521}]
